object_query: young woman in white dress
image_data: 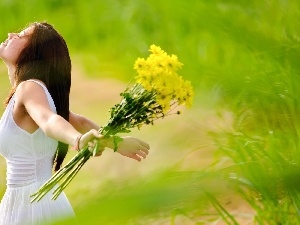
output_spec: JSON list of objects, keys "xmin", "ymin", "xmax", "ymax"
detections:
[{"xmin": 0, "ymin": 22, "xmax": 150, "ymax": 225}]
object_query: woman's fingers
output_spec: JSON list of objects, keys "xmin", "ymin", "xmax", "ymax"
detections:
[
  {"xmin": 133, "ymin": 149, "xmax": 149, "ymax": 161},
  {"xmin": 87, "ymin": 139, "xmax": 105, "ymax": 156},
  {"xmin": 79, "ymin": 129, "xmax": 103, "ymax": 149},
  {"xmin": 130, "ymin": 153, "xmax": 142, "ymax": 162},
  {"xmin": 127, "ymin": 149, "xmax": 148, "ymax": 161},
  {"xmin": 139, "ymin": 140, "xmax": 150, "ymax": 150},
  {"xmin": 136, "ymin": 150, "xmax": 148, "ymax": 159},
  {"xmin": 139, "ymin": 147, "xmax": 149, "ymax": 155},
  {"xmin": 139, "ymin": 141, "xmax": 150, "ymax": 158}
]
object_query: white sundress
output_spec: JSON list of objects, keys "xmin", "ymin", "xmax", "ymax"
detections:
[{"xmin": 0, "ymin": 80, "xmax": 76, "ymax": 225}]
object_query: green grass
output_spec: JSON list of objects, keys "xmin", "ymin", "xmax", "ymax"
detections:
[{"xmin": 1, "ymin": 0, "xmax": 300, "ymax": 224}]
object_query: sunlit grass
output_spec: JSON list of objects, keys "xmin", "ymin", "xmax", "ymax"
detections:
[{"xmin": 1, "ymin": 0, "xmax": 300, "ymax": 224}]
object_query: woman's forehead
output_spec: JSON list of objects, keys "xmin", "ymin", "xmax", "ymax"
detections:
[{"xmin": 19, "ymin": 26, "xmax": 34, "ymax": 37}]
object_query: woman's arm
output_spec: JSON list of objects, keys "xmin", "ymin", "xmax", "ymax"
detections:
[
  {"xmin": 16, "ymin": 81, "xmax": 150, "ymax": 160},
  {"xmin": 69, "ymin": 112, "xmax": 101, "ymax": 133},
  {"xmin": 14, "ymin": 81, "xmax": 101, "ymax": 149},
  {"xmin": 69, "ymin": 112, "xmax": 150, "ymax": 160}
]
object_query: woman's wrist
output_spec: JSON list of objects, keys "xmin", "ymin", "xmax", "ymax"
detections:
[
  {"xmin": 103, "ymin": 136, "xmax": 114, "ymax": 149},
  {"xmin": 103, "ymin": 136, "xmax": 123, "ymax": 152},
  {"xmin": 73, "ymin": 134, "xmax": 83, "ymax": 151}
]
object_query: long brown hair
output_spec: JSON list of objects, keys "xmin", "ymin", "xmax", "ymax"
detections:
[{"xmin": 5, "ymin": 22, "xmax": 72, "ymax": 171}]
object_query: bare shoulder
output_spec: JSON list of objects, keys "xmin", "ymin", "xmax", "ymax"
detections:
[
  {"xmin": 14, "ymin": 80, "xmax": 49, "ymax": 106},
  {"xmin": 15, "ymin": 80, "xmax": 45, "ymax": 96}
]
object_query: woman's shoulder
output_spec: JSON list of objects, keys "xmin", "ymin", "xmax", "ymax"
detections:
[
  {"xmin": 14, "ymin": 79, "xmax": 56, "ymax": 112},
  {"xmin": 17, "ymin": 79, "xmax": 46, "ymax": 90},
  {"xmin": 22, "ymin": 79, "xmax": 46, "ymax": 88},
  {"xmin": 15, "ymin": 80, "xmax": 47, "ymax": 97}
]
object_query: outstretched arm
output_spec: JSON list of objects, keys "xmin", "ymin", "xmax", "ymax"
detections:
[
  {"xmin": 69, "ymin": 110, "xmax": 150, "ymax": 161},
  {"xmin": 16, "ymin": 80, "xmax": 150, "ymax": 160},
  {"xmin": 69, "ymin": 112, "xmax": 150, "ymax": 160},
  {"xmin": 15, "ymin": 81, "xmax": 101, "ymax": 150}
]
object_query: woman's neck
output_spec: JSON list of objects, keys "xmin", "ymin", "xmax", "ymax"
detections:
[{"xmin": 7, "ymin": 64, "xmax": 16, "ymax": 86}]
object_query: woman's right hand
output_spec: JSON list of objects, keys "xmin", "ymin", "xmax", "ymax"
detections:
[{"xmin": 115, "ymin": 136, "xmax": 150, "ymax": 161}]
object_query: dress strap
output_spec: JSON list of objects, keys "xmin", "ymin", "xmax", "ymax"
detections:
[
  {"xmin": 27, "ymin": 79, "xmax": 47, "ymax": 90},
  {"xmin": 26, "ymin": 79, "xmax": 57, "ymax": 113}
]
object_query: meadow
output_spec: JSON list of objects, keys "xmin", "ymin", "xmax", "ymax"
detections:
[{"xmin": 0, "ymin": 0, "xmax": 300, "ymax": 224}]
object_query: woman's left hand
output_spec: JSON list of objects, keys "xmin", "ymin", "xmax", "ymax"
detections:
[{"xmin": 79, "ymin": 129, "xmax": 105, "ymax": 156}]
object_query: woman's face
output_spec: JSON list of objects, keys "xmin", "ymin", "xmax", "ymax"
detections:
[{"xmin": 0, "ymin": 26, "xmax": 33, "ymax": 66}]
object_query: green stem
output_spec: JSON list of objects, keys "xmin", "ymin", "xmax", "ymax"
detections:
[
  {"xmin": 31, "ymin": 147, "xmax": 90, "ymax": 202},
  {"xmin": 52, "ymin": 154, "xmax": 91, "ymax": 200}
]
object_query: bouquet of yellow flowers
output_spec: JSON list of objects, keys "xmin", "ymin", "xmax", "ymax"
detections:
[{"xmin": 31, "ymin": 44, "xmax": 194, "ymax": 202}]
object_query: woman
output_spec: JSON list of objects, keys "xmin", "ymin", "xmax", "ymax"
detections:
[{"xmin": 0, "ymin": 22, "xmax": 150, "ymax": 225}]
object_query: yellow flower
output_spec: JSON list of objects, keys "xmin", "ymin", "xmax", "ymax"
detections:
[
  {"xmin": 169, "ymin": 54, "xmax": 183, "ymax": 72},
  {"xmin": 134, "ymin": 58, "xmax": 147, "ymax": 73},
  {"xmin": 149, "ymin": 44, "xmax": 165, "ymax": 56},
  {"xmin": 134, "ymin": 44, "xmax": 193, "ymax": 109}
]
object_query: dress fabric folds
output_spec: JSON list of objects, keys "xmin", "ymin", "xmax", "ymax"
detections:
[{"xmin": 0, "ymin": 80, "xmax": 76, "ymax": 225}]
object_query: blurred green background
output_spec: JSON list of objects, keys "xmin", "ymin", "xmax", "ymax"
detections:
[{"xmin": 1, "ymin": 0, "xmax": 300, "ymax": 224}]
